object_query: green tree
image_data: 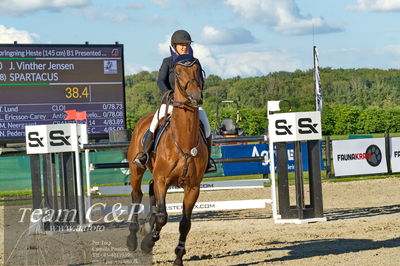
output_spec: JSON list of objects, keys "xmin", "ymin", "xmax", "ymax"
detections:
[{"xmin": 124, "ymin": 68, "xmax": 400, "ymax": 135}]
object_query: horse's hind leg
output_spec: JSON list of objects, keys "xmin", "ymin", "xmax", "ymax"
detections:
[
  {"xmin": 141, "ymin": 178, "xmax": 168, "ymax": 253},
  {"xmin": 174, "ymin": 186, "xmax": 200, "ymax": 266},
  {"xmin": 127, "ymin": 164, "xmax": 145, "ymax": 251}
]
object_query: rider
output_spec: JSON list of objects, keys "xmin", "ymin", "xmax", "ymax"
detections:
[{"xmin": 134, "ymin": 29, "xmax": 216, "ymax": 173}]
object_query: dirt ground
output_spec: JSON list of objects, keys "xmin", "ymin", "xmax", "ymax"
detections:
[{"xmin": 1, "ymin": 178, "xmax": 400, "ymax": 265}]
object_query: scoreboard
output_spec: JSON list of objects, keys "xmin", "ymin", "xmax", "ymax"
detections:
[{"xmin": 0, "ymin": 44, "xmax": 126, "ymax": 143}]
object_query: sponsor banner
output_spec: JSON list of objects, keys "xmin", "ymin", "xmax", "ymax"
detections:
[
  {"xmin": 390, "ymin": 137, "xmax": 400, "ymax": 173},
  {"xmin": 332, "ymin": 138, "xmax": 387, "ymax": 176},
  {"xmin": 221, "ymin": 143, "xmax": 324, "ymax": 176},
  {"xmin": 166, "ymin": 199, "xmax": 271, "ymax": 213},
  {"xmin": 96, "ymin": 199, "xmax": 272, "ymax": 215},
  {"xmin": 221, "ymin": 144, "xmax": 270, "ymax": 175},
  {"xmin": 95, "ymin": 179, "xmax": 268, "ymax": 195}
]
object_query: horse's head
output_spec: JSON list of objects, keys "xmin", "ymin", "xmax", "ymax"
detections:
[{"xmin": 173, "ymin": 55, "xmax": 204, "ymax": 107}]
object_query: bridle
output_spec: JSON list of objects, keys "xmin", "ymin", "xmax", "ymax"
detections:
[{"xmin": 172, "ymin": 61, "xmax": 203, "ymax": 109}]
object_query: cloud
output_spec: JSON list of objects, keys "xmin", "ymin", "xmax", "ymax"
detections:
[
  {"xmin": 324, "ymin": 47, "xmax": 361, "ymax": 54},
  {"xmin": 348, "ymin": 0, "xmax": 400, "ymax": 12},
  {"xmin": 126, "ymin": 3, "xmax": 145, "ymax": 10},
  {"xmin": 125, "ymin": 64, "xmax": 152, "ymax": 75},
  {"xmin": 224, "ymin": 0, "xmax": 342, "ymax": 35},
  {"xmin": 158, "ymin": 35, "xmax": 172, "ymax": 55},
  {"xmin": 200, "ymin": 26, "xmax": 256, "ymax": 45},
  {"xmin": 378, "ymin": 44, "xmax": 400, "ymax": 58},
  {"xmin": 379, "ymin": 44, "xmax": 400, "ymax": 66},
  {"xmin": 0, "ymin": 0, "xmax": 90, "ymax": 15},
  {"xmin": 194, "ymin": 45, "xmax": 302, "ymax": 77},
  {"xmin": 73, "ymin": 8, "xmax": 129, "ymax": 23},
  {"xmin": 157, "ymin": 35, "xmax": 301, "ymax": 77},
  {"xmin": 0, "ymin": 25, "xmax": 39, "ymax": 43},
  {"xmin": 147, "ymin": 15, "xmax": 178, "ymax": 26},
  {"xmin": 98, "ymin": 11, "xmax": 129, "ymax": 23},
  {"xmin": 150, "ymin": 0, "xmax": 170, "ymax": 9}
]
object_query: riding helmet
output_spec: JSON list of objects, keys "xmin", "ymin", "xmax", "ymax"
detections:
[{"xmin": 171, "ymin": 30, "xmax": 192, "ymax": 46}]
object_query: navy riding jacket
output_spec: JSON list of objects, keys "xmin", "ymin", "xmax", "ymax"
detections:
[
  {"xmin": 157, "ymin": 51, "xmax": 204, "ymax": 95},
  {"xmin": 157, "ymin": 56, "xmax": 175, "ymax": 95}
]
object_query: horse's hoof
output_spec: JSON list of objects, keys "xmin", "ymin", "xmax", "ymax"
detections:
[
  {"xmin": 140, "ymin": 233, "xmax": 155, "ymax": 253},
  {"xmin": 173, "ymin": 258, "xmax": 183, "ymax": 266},
  {"xmin": 174, "ymin": 247, "xmax": 185, "ymax": 265},
  {"xmin": 126, "ymin": 234, "xmax": 138, "ymax": 251}
]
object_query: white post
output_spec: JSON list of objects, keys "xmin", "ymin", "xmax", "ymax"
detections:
[
  {"xmin": 269, "ymin": 140, "xmax": 278, "ymax": 220},
  {"xmin": 267, "ymin": 100, "xmax": 282, "ymax": 221},
  {"xmin": 73, "ymin": 123, "xmax": 84, "ymax": 225},
  {"xmin": 85, "ymin": 149, "xmax": 91, "ymax": 222}
]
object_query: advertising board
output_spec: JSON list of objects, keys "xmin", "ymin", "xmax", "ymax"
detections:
[
  {"xmin": 332, "ymin": 138, "xmax": 387, "ymax": 176},
  {"xmin": 390, "ymin": 137, "xmax": 400, "ymax": 173},
  {"xmin": 221, "ymin": 142, "xmax": 324, "ymax": 176}
]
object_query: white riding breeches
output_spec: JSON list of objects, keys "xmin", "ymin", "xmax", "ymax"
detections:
[
  {"xmin": 149, "ymin": 104, "xmax": 211, "ymax": 138},
  {"xmin": 198, "ymin": 106, "xmax": 211, "ymax": 137}
]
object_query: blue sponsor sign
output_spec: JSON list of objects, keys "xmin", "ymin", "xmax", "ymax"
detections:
[{"xmin": 221, "ymin": 142, "xmax": 325, "ymax": 176}]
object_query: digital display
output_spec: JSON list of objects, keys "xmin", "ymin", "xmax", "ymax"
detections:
[{"xmin": 0, "ymin": 44, "xmax": 125, "ymax": 143}]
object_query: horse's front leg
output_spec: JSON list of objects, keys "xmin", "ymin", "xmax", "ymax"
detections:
[
  {"xmin": 127, "ymin": 165, "xmax": 145, "ymax": 251},
  {"xmin": 141, "ymin": 178, "xmax": 168, "ymax": 253},
  {"xmin": 174, "ymin": 186, "xmax": 200, "ymax": 266}
]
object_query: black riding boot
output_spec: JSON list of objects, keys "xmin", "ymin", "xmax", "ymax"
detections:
[
  {"xmin": 134, "ymin": 130, "xmax": 154, "ymax": 168},
  {"xmin": 205, "ymin": 136, "xmax": 217, "ymax": 173}
]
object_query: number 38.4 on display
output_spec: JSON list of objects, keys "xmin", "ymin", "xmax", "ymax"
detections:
[{"xmin": 65, "ymin": 87, "xmax": 89, "ymax": 99}]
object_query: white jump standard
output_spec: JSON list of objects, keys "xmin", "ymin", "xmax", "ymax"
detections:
[{"xmin": 268, "ymin": 101, "xmax": 327, "ymax": 224}]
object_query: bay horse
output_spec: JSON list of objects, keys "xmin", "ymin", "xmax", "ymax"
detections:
[{"xmin": 126, "ymin": 55, "xmax": 208, "ymax": 265}]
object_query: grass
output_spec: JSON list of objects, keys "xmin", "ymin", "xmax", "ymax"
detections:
[
  {"xmin": 0, "ymin": 189, "xmax": 31, "ymax": 198},
  {"xmin": 0, "ymin": 190, "xmax": 32, "ymax": 206}
]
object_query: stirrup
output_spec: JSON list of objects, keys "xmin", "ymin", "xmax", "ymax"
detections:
[
  {"xmin": 133, "ymin": 152, "xmax": 148, "ymax": 169},
  {"xmin": 205, "ymin": 158, "xmax": 217, "ymax": 173}
]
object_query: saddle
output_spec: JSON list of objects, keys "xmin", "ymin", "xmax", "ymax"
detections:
[{"xmin": 142, "ymin": 114, "xmax": 207, "ymax": 154}]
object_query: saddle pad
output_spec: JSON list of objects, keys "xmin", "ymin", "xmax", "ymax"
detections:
[
  {"xmin": 151, "ymin": 115, "xmax": 207, "ymax": 153},
  {"xmin": 153, "ymin": 116, "xmax": 171, "ymax": 152}
]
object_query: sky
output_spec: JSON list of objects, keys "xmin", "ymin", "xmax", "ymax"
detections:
[{"xmin": 1, "ymin": 0, "xmax": 400, "ymax": 78}]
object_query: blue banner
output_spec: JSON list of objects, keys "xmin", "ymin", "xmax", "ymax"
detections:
[{"xmin": 221, "ymin": 142, "xmax": 325, "ymax": 176}]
